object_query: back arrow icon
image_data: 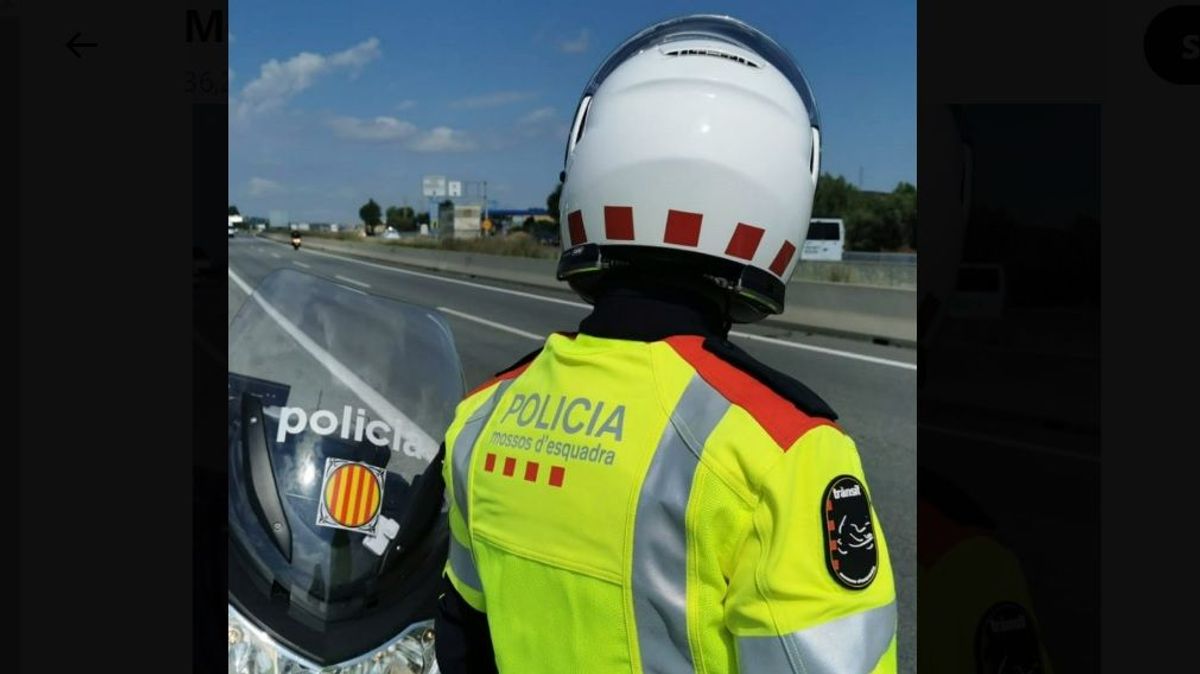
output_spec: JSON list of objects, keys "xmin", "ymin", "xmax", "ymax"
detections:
[{"xmin": 66, "ymin": 32, "xmax": 98, "ymax": 58}]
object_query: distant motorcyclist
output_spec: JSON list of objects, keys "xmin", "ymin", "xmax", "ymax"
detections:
[{"xmin": 290, "ymin": 229, "xmax": 302, "ymax": 250}]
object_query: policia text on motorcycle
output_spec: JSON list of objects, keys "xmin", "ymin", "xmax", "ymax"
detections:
[{"xmin": 429, "ymin": 14, "xmax": 898, "ymax": 674}]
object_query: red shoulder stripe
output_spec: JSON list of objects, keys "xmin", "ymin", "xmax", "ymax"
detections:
[{"xmin": 664, "ymin": 335, "xmax": 837, "ymax": 449}]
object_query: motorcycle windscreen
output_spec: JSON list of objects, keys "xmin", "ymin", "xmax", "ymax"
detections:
[{"xmin": 227, "ymin": 268, "xmax": 465, "ymax": 665}]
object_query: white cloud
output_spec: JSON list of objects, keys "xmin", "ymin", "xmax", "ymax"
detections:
[
  {"xmin": 518, "ymin": 106, "xmax": 556, "ymax": 125},
  {"xmin": 408, "ymin": 127, "xmax": 477, "ymax": 152},
  {"xmin": 471, "ymin": 107, "xmax": 568, "ymax": 151},
  {"xmin": 329, "ymin": 116, "xmax": 475, "ymax": 152},
  {"xmin": 229, "ymin": 68, "xmax": 235, "ymax": 82},
  {"xmin": 514, "ymin": 106, "xmax": 567, "ymax": 142},
  {"xmin": 237, "ymin": 52, "xmax": 324, "ymax": 116},
  {"xmin": 330, "ymin": 116, "xmax": 418, "ymax": 141},
  {"xmin": 559, "ymin": 29, "xmax": 589, "ymax": 54},
  {"xmin": 329, "ymin": 37, "xmax": 381, "ymax": 69},
  {"xmin": 229, "ymin": 32, "xmax": 236, "ymax": 44},
  {"xmin": 396, "ymin": 99, "xmax": 417, "ymax": 111},
  {"xmin": 450, "ymin": 90, "xmax": 535, "ymax": 109},
  {"xmin": 236, "ymin": 37, "xmax": 382, "ymax": 118},
  {"xmin": 248, "ymin": 177, "xmax": 285, "ymax": 196}
]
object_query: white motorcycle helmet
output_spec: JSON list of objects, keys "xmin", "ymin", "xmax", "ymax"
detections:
[{"xmin": 557, "ymin": 14, "xmax": 821, "ymax": 323}]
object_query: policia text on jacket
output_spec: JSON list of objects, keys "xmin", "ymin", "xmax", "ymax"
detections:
[{"xmin": 487, "ymin": 393, "xmax": 627, "ymax": 465}]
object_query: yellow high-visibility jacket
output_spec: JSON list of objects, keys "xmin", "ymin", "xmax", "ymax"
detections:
[{"xmin": 443, "ymin": 332, "xmax": 896, "ymax": 673}]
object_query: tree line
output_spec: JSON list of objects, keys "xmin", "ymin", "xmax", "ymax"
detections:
[
  {"xmin": 537, "ymin": 174, "xmax": 917, "ymax": 252},
  {"xmin": 356, "ymin": 199, "xmax": 433, "ymax": 236},
  {"xmin": 812, "ymin": 174, "xmax": 916, "ymax": 252}
]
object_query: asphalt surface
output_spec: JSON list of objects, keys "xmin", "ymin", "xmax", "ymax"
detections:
[{"xmin": 229, "ymin": 234, "xmax": 917, "ymax": 671}]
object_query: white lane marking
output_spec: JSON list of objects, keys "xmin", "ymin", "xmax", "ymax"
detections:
[
  {"xmin": 923, "ymin": 424, "xmax": 1100, "ymax": 463},
  {"xmin": 295, "ymin": 245, "xmax": 914, "ymax": 369},
  {"xmin": 229, "ymin": 267, "xmax": 254, "ymax": 295},
  {"xmin": 335, "ymin": 274, "xmax": 370, "ymax": 289},
  {"xmin": 729, "ymin": 331, "xmax": 916, "ymax": 370},
  {"xmin": 304, "ymin": 247, "xmax": 588, "ymax": 308},
  {"xmin": 438, "ymin": 306, "xmax": 544, "ymax": 341},
  {"xmin": 292, "ymin": 261, "xmax": 310, "ymax": 269},
  {"xmin": 271, "ymin": 253, "xmax": 281, "ymax": 259},
  {"xmin": 228, "ymin": 268, "xmax": 439, "ymax": 461}
]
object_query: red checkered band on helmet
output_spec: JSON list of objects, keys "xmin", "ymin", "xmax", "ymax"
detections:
[
  {"xmin": 604, "ymin": 206, "xmax": 635, "ymax": 240},
  {"xmin": 725, "ymin": 223, "xmax": 765, "ymax": 260},
  {"xmin": 567, "ymin": 210, "xmax": 587, "ymax": 246},
  {"xmin": 663, "ymin": 209, "xmax": 703, "ymax": 246},
  {"xmin": 768, "ymin": 240, "xmax": 797, "ymax": 277},
  {"xmin": 569, "ymin": 208, "xmax": 789, "ymax": 276}
]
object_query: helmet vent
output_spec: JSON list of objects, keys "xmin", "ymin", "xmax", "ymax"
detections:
[{"xmin": 663, "ymin": 47, "xmax": 761, "ymax": 68}]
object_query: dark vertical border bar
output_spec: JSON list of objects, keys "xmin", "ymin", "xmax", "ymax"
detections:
[
  {"xmin": 919, "ymin": 104, "xmax": 1100, "ymax": 672},
  {"xmin": 1103, "ymin": 3, "xmax": 1200, "ymax": 667},
  {"xmin": 17, "ymin": 0, "xmax": 224, "ymax": 668},
  {"xmin": 193, "ymin": 99, "xmax": 228, "ymax": 671},
  {"xmin": 1, "ymin": 13, "xmax": 19, "ymax": 669},
  {"xmin": 918, "ymin": 1, "xmax": 1102, "ymax": 670}
]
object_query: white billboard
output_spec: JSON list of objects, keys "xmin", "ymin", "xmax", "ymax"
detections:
[
  {"xmin": 422, "ymin": 175, "xmax": 447, "ymax": 197},
  {"xmin": 448, "ymin": 180, "xmax": 462, "ymax": 197},
  {"xmin": 453, "ymin": 205, "xmax": 482, "ymax": 237}
]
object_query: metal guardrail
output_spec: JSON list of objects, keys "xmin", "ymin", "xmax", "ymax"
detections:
[{"xmin": 842, "ymin": 251, "xmax": 917, "ymax": 265}]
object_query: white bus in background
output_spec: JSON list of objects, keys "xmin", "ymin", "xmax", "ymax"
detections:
[{"xmin": 801, "ymin": 218, "xmax": 845, "ymax": 261}]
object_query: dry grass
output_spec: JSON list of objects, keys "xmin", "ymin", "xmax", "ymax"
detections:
[
  {"xmin": 379, "ymin": 231, "xmax": 559, "ymax": 259},
  {"xmin": 283, "ymin": 230, "xmax": 369, "ymax": 241},
  {"xmin": 827, "ymin": 266, "xmax": 853, "ymax": 283}
]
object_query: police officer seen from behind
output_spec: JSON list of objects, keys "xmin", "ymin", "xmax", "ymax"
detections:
[{"xmin": 433, "ymin": 15, "xmax": 897, "ymax": 674}]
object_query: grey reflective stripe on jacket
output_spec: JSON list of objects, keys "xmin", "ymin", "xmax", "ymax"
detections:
[
  {"xmin": 449, "ymin": 379, "xmax": 512, "ymax": 593},
  {"xmin": 736, "ymin": 601, "xmax": 897, "ymax": 674},
  {"xmin": 631, "ymin": 374, "xmax": 730, "ymax": 673},
  {"xmin": 448, "ymin": 535, "xmax": 482, "ymax": 591}
]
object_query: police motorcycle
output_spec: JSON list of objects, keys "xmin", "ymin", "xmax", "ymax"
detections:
[
  {"xmin": 228, "ymin": 268, "xmax": 465, "ymax": 673},
  {"xmin": 291, "ymin": 231, "xmax": 303, "ymax": 250}
]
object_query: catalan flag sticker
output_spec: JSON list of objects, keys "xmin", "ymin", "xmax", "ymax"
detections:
[{"xmin": 316, "ymin": 459, "xmax": 386, "ymax": 534}]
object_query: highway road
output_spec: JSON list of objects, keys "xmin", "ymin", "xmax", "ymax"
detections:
[{"xmin": 228, "ymin": 234, "xmax": 917, "ymax": 671}]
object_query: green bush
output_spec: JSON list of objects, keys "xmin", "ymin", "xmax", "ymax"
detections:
[{"xmin": 812, "ymin": 174, "xmax": 916, "ymax": 252}]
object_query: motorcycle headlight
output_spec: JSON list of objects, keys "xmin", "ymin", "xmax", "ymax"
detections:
[{"xmin": 228, "ymin": 605, "xmax": 439, "ymax": 674}]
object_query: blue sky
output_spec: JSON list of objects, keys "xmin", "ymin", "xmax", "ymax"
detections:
[{"xmin": 230, "ymin": 0, "xmax": 914, "ymax": 223}]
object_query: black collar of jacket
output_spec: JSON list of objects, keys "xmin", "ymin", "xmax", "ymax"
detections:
[
  {"xmin": 576, "ymin": 278, "xmax": 838, "ymax": 421},
  {"xmin": 578, "ymin": 278, "xmax": 731, "ymax": 342}
]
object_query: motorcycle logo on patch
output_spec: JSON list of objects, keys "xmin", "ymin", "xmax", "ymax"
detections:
[
  {"xmin": 316, "ymin": 458, "xmax": 385, "ymax": 534},
  {"xmin": 975, "ymin": 601, "xmax": 1043, "ymax": 674},
  {"xmin": 822, "ymin": 475, "xmax": 877, "ymax": 589}
]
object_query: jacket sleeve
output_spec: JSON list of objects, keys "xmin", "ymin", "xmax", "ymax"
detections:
[
  {"xmin": 441, "ymin": 445, "xmax": 486, "ymax": 612},
  {"xmin": 436, "ymin": 391, "xmax": 497, "ymax": 672},
  {"xmin": 435, "ymin": 574, "xmax": 498, "ymax": 674},
  {"xmin": 724, "ymin": 425, "xmax": 898, "ymax": 674}
]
